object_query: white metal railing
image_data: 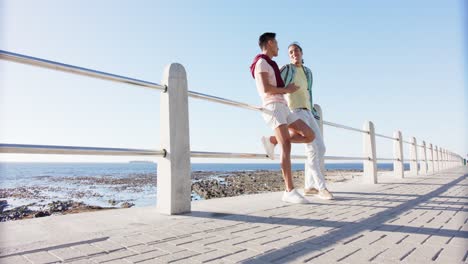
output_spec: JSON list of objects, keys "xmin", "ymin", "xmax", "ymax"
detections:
[
  {"xmin": 0, "ymin": 143, "xmax": 166, "ymax": 156},
  {"xmin": 323, "ymin": 121, "xmax": 368, "ymax": 134},
  {"xmin": 1, "ymin": 50, "xmax": 465, "ymax": 214},
  {"xmin": 0, "ymin": 50, "xmax": 166, "ymax": 91},
  {"xmin": 374, "ymin": 133, "xmax": 395, "ymax": 140},
  {"xmin": 188, "ymin": 90, "xmax": 272, "ymax": 115}
]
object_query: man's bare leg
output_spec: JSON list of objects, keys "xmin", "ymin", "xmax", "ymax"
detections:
[
  {"xmin": 268, "ymin": 119, "xmax": 314, "ymax": 146},
  {"xmin": 288, "ymin": 119, "xmax": 315, "ymax": 143},
  {"xmin": 274, "ymin": 124, "xmax": 294, "ymax": 191}
]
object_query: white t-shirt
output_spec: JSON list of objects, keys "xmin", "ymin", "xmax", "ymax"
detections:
[{"xmin": 254, "ymin": 58, "xmax": 287, "ymax": 106}]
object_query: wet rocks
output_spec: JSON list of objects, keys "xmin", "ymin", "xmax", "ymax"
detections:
[
  {"xmin": 34, "ymin": 211, "xmax": 51, "ymax": 218},
  {"xmin": 120, "ymin": 202, "xmax": 134, "ymax": 208},
  {"xmin": 1, "ymin": 205, "xmax": 34, "ymax": 222},
  {"xmin": 190, "ymin": 169, "xmax": 364, "ymax": 200},
  {"xmin": 48, "ymin": 200, "xmax": 75, "ymax": 212},
  {"xmin": 192, "ymin": 170, "xmax": 305, "ymax": 200},
  {"xmin": 0, "ymin": 200, "xmax": 119, "ymax": 222},
  {"xmin": 0, "ymin": 200, "xmax": 7, "ymax": 213}
]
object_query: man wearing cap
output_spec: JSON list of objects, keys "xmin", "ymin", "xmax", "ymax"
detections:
[
  {"xmin": 250, "ymin": 32, "xmax": 315, "ymax": 204},
  {"xmin": 280, "ymin": 42, "xmax": 334, "ymax": 200}
]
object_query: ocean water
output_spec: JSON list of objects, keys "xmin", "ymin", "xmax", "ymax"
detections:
[{"xmin": 0, "ymin": 162, "xmax": 408, "ymax": 209}]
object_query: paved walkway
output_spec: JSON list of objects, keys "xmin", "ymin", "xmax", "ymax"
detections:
[{"xmin": 1, "ymin": 167, "xmax": 467, "ymax": 264}]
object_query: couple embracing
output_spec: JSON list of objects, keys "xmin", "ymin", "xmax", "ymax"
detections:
[{"xmin": 250, "ymin": 32, "xmax": 333, "ymax": 204}]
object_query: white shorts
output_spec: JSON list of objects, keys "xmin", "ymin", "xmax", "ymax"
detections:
[{"xmin": 262, "ymin": 102, "xmax": 299, "ymax": 129}]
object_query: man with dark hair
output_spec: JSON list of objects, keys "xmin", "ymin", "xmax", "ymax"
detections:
[
  {"xmin": 250, "ymin": 32, "xmax": 315, "ymax": 204},
  {"xmin": 281, "ymin": 42, "xmax": 333, "ymax": 200},
  {"xmin": 258, "ymin": 32, "xmax": 276, "ymax": 49}
]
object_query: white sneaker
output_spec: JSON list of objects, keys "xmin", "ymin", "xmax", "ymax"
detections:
[
  {"xmin": 282, "ymin": 189, "xmax": 309, "ymax": 204},
  {"xmin": 261, "ymin": 136, "xmax": 275, "ymax": 160},
  {"xmin": 317, "ymin": 189, "xmax": 334, "ymax": 200},
  {"xmin": 304, "ymin": 187, "xmax": 319, "ymax": 196}
]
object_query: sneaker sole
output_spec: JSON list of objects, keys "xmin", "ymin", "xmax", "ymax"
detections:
[
  {"xmin": 282, "ymin": 198, "xmax": 310, "ymax": 204},
  {"xmin": 317, "ymin": 196, "xmax": 334, "ymax": 200}
]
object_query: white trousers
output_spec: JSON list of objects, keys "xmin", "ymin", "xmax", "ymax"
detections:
[{"xmin": 292, "ymin": 109, "xmax": 327, "ymax": 190}]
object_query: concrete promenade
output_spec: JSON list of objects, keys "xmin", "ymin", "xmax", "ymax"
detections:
[{"xmin": 1, "ymin": 167, "xmax": 467, "ymax": 263}]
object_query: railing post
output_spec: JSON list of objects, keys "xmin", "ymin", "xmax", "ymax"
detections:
[
  {"xmin": 443, "ymin": 150, "xmax": 446, "ymax": 168},
  {"xmin": 420, "ymin": 141, "xmax": 428, "ymax": 175},
  {"xmin": 444, "ymin": 149, "xmax": 447, "ymax": 168},
  {"xmin": 445, "ymin": 149, "xmax": 447, "ymax": 168},
  {"xmin": 157, "ymin": 63, "xmax": 191, "ymax": 215},
  {"xmin": 440, "ymin": 148, "xmax": 444, "ymax": 171},
  {"xmin": 446, "ymin": 150, "xmax": 448, "ymax": 168},
  {"xmin": 409, "ymin": 137, "xmax": 419, "ymax": 175},
  {"xmin": 434, "ymin": 145, "xmax": 439, "ymax": 172},
  {"xmin": 314, "ymin": 104, "xmax": 325, "ymax": 175},
  {"xmin": 448, "ymin": 151, "xmax": 450, "ymax": 168},
  {"xmin": 428, "ymin": 143, "xmax": 434, "ymax": 174},
  {"xmin": 363, "ymin": 121, "xmax": 377, "ymax": 184},
  {"xmin": 443, "ymin": 148, "xmax": 446, "ymax": 169},
  {"xmin": 444, "ymin": 149, "xmax": 450, "ymax": 168},
  {"xmin": 393, "ymin": 131, "xmax": 404, "ymax": 178},
  {"xmin": 409, "ymin": 137, "xmax": 418, "ymax": 175},
  {"xmin": 446, "ymin": 150, "xmax": 449, "ymax": 168},
  {"xmin": 450, "ymin": 152, "xmax": 453, "ymax": 167},
  {"xmin": 440, "ymin": 148, "xmax": 444, "ymax": 170}
]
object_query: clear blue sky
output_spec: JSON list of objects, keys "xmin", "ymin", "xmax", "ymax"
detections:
[{"xmin": 1, "ymin": 0, "xmax": 466, "ymax": 163}]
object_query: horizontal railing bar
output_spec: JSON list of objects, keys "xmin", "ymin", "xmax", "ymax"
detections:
[
  {"xmin": 323, "ymin": 121, "xmax": 368, "ymax": 134},
  {"xmin": 290, "ymin": 154, "xmax": 306, "ymax": 159},
  {"xmin": 374, "ymin": 133, "xmax": 395, "ymax": 140},
  {"xmin": 191, "ymin": 151, "xmax": 368, "ymax": 161},
  {"xmin": 190, "ymin": 151, "xmax": 267, "ymax": 159},
  {"xmin": 189, "ymin": 91, "xmax": 378, "ymax": 135},
  {"xmin": 188, "ymin": 91, "xmax": 272, "ymax": 114},
  {"xmin": 3, "ymin": 144, "xmax": 457, "ymax": 163},
  {"xmin": 0, "ymin": 50, "xmax": 166, "ymax": 91},
  {"xmin": 402, "ymin": 140, "xmax": 413, "ymax": 144},
  {"xmin": 192, "ymin": 151, "xmax": 307, "ymax": 160},
  {"xmin": 0, "ymin": 144, "xmax": 165, "ymax": 156},
  {"xmin": 324, "ymin": 155, "xmax": 369, "ymax": 161}
]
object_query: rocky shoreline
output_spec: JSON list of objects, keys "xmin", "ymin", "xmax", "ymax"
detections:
[
  {"xmin": 1, "ymin": 169, "xmax": 363, "ymax": 222},
  {"xmin": 191, "ymin": 169, "xmax": 360, "ymax": 199}
]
